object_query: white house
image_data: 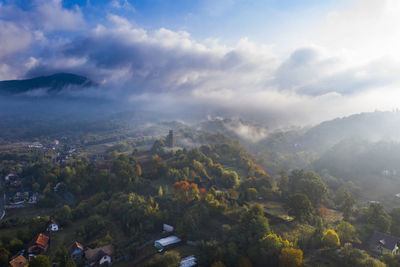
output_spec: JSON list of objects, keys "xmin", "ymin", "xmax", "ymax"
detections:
[
  {"xmin": 85, "ymin": 245, "xmax": 114, "ymax": 266},
  {"xmin": 47, "ymin": 219, "xmax": 60, "ymax": 232}
]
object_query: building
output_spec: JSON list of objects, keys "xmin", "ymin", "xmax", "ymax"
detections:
[
  {"xmin": 69, "ymin": 241, "xmax": 84, "ymax": 259},
  {"xmin": 166, "ymin": 130, "xmax": 175, "ymax": 148},
  {"xmin": 47, "ymin": 218, "xmax": 60, "ymax": 232},
  {"xmin": 9, "ymin": 255, "xmax": 28, "ymax": 267},
  {"xmin": 154, "ymin": 236, "xmax": 181, "ymax": 252},
  {"xmin": 163, "ymin": 223, "xmax": 174, "ymax": 232},
  {"xmin": 27, "ymin": 233, "xmax": 49, "ymax": 255},
  {"xmin": 85, "ymin": 245, "xmax": 114, "ymax": 266},
  {"xmin": 180, "ymin": 255, "xmax": 197, "ymax": 267},
  {"xmin": 368, "ymin": 231, "xmax": 400, "ymax": 255}
]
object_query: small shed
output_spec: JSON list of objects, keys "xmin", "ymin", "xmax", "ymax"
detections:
[
  {"xmin": 163, "ymin": 224, "xmax": 174, "ymax": 232},
  {"xmin": 180, "ymin": 255, "xmax": 197, "ymax": 267},
  {"xmin": 154, "ymin": 236, "xmax": 181, "ymax": 252}
]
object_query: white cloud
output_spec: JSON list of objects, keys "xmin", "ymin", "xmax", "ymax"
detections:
[{"xmin": 4, "ymin": 0, "xmax": 400, "ymax": 127}]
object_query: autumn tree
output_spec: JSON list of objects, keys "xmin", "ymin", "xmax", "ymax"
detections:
[
  {"xmin": 173, "ymin": 181, "xmax": 199, "ymax": 202},
  {"xmin": 279, "ymin": 247, "xmax": 303, "ymax": 267},
  {"xmin": 322, "ymin": 229, "xmax": 340, "ymax": 248}
]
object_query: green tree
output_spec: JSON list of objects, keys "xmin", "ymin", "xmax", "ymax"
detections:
[
  {"xmin": 296, "ymin": 173, "xmax": 328, "ymax": 207},
  {"xmin": 340, "ymin": 190, "xmax": 355, "ymax": 221},
  {"xmin": 246, "ymin": 188, "xmax": 258, "ymax": 201},
  {"xmin": 29, "ymin": 255, "xmax": 51, "ymax": 267},
  {"xmin": 336, "ymin": 221, "xmax": 357, "ymax": 243},
  {"xmin": 55, "ymin": 205, "xmax": 72, "ymax": 225},
  {"xmin": 55, "ymin": 247, "xmax": 76, "ymax": 267},
  {"xmin": 0, "ymin": 248, "xmax": 10, "ymax": 266},
  {"xmin": 390, "ymin": 207, "xmax": 400, "ymax": 236},
  {"xmin": 278, "ymin": 170, "xmax": 290, "ymax": 198},
  {"xmin": 368, "ymin": 202, "xmax": 391, "ymax": 233},
  {"xmin": 146, "ymin": 251, "xmax": 180, "ymax": 267},
  {"xmin": 285, "ymin": 194, "xmax": 313, "ymax": 222},
  {"xmin": 219, "ymin": 170, "xmax": 239, "ymax": 188}
]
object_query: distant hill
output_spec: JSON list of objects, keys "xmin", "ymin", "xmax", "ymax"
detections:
[
  {"xmin": 0, "ymin": 73, "xmax": 97, "ymax": 96},
  {"xmin": 258, "ymin": 111, "xmax": 400, "ymax": 154}
]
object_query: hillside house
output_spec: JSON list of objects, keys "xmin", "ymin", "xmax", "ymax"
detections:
[
  {"xmin": 47, "ymin": 218, "xmax": 60, "ymax": 232},
  {"xmin": 85, "ymin": 245, "xmax": 114, "ymax": 266},
  {"xmin": 27, "ymin": 233, "xmax": 49, "ymax": 255},
  {"xmin": 9, "ymin": 254, "xmax": 28, "ymax": 267},
  {"xmin": 154, "ymin": 236, "xmax": 181, "ymax": 252},
  {"xmin": 69, "ymin": 241, "xmax": 84, "ymax": 259},
  {"xmin": 369, "ymin": 231, "xmax": 400, "ymax": 255}
]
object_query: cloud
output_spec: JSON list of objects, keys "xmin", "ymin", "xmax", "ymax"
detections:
[{"xmin": 3, "ymin": 0, "xmax": 400, "ymax": 128}]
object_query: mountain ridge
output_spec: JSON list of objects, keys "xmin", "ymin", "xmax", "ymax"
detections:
[{"xmin": 0, "ymin": 73, "xmax": 97, "ymax": 96}]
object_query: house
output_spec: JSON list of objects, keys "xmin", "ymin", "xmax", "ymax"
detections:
[
  {"xmin": 154, "ymin": 236, "xmax": 182, "ymax": 252},
  {"xmin": 180, "ymin": 255, "xmax": 197, "ymax": 267},
  {"xmin": 27, "ymin": 233, "xmax": 49, "ymax": 255},
  {"xmin": 4, "ymin": 173, "xmax": 16, "ymax": 182},
  {"xmin": 368, "ymin": 231, "xmax": 400, "ymax": 255},
  {"xmin": 69, "ymin": 241, "xmax": 84, "ymax": 259},
  {"xmin": 9, "ymin": 255, "xmax": 28, "ymax": 267},
  {"xmin": 85, "ymin": 245, "xmax": 114, "ymax": 266},
  {"xmin": 47, "ymin": 218, "xmax": 60, "ymax": 232}
]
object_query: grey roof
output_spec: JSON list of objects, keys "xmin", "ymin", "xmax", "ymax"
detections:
[
  {"xmin": 155, "ymin": 235, "xmax": 181, "ymax": 247},
  {"xmin": 369, "ymin": 231, "xmax": 400, "ymax": 250}
]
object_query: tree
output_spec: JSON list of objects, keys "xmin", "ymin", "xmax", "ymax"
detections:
[
  {"xmin": 211, "ymin": 261, "xmax": 226, "ymax": 267},
  {"xmin": 250, "ymin": 234, "xmax": 293, "ymax": 266},
  {"xmin": 239, "ymin": 204, "xmax": 271, "ymax": 247},
  {"xmin": 279, "ymin": 247, "xmax": 303, "ymax": 267},
  {"xmin": 146, "ymin": 251, "xmax": 180, "ymax": 267},
  {"xmin": 0, "ymin": 248, "xmax": 10, "ymax": 266},
  {"xmin": 246, "ymin": 188, "xmax": 258, "ymax": 201},
  {"xmin": 390, "ymin": 207, "xmax": 400, "ymax": 236},
  {"xmin": 296, "ymin": 174, "xmax": 328, "ymax": 207},
  {"xmin": 322, "ymin": 229, "xmax": 340, "ymax": 248},
  {"xmin": 219, "ymin": 170, "xmax": 239, "ymax": 188},
  {"xmin": 55, "ymin": 247, "xmax": 76, "ymax": 267},
  {"xmin": 340, "ymin": 190, "xmax": 355, "ymax": 221},
  {"xmin": 278, "ymin": 170, "xmax": 290, "ymax": 197},
  {"xmin": 158, "ymin": 186, "xmax": 163, "ymax": 197},
  {"xmin": 238, "ymin": 257, "xmax": 253, "ymax": 267},
  {"xmin": 285, "ymin": 194, "xmax": 313, "ymax": 222},
  {"xmin": 29, "ymin": 255, "xmax": 51, "ymax": 267},
  {"xmin": 173, "ymin": 181, "xmax": 199, "ymax": 202},
  {"xmin": 336, "ymin": 221, "xmax": 356, "ymax": 243},
  {"xmin": 55, "ymin": 205, "xmax": 72, "ymax": 225},
  {"xmin": 368, "ymin": 202, "xmax": 391, "ymax": 233}
]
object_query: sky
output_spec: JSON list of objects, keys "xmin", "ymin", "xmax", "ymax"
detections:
[{"xmin": 1, "ymin": 0, "xmax": 400, "ymax": 127}]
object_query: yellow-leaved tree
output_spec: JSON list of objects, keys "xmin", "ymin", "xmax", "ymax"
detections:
[
  {"xmin": 322, "ymin": 229, "xmax": 340, "ymax": 248},
  {"xmin": 279, "ymin": 247, "xmax": 303, "ymax": 267}
]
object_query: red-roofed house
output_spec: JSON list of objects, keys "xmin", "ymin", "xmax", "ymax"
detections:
[{"xmin": 27, "ymin": 233, "xmax": 49, "ymax": 255}]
